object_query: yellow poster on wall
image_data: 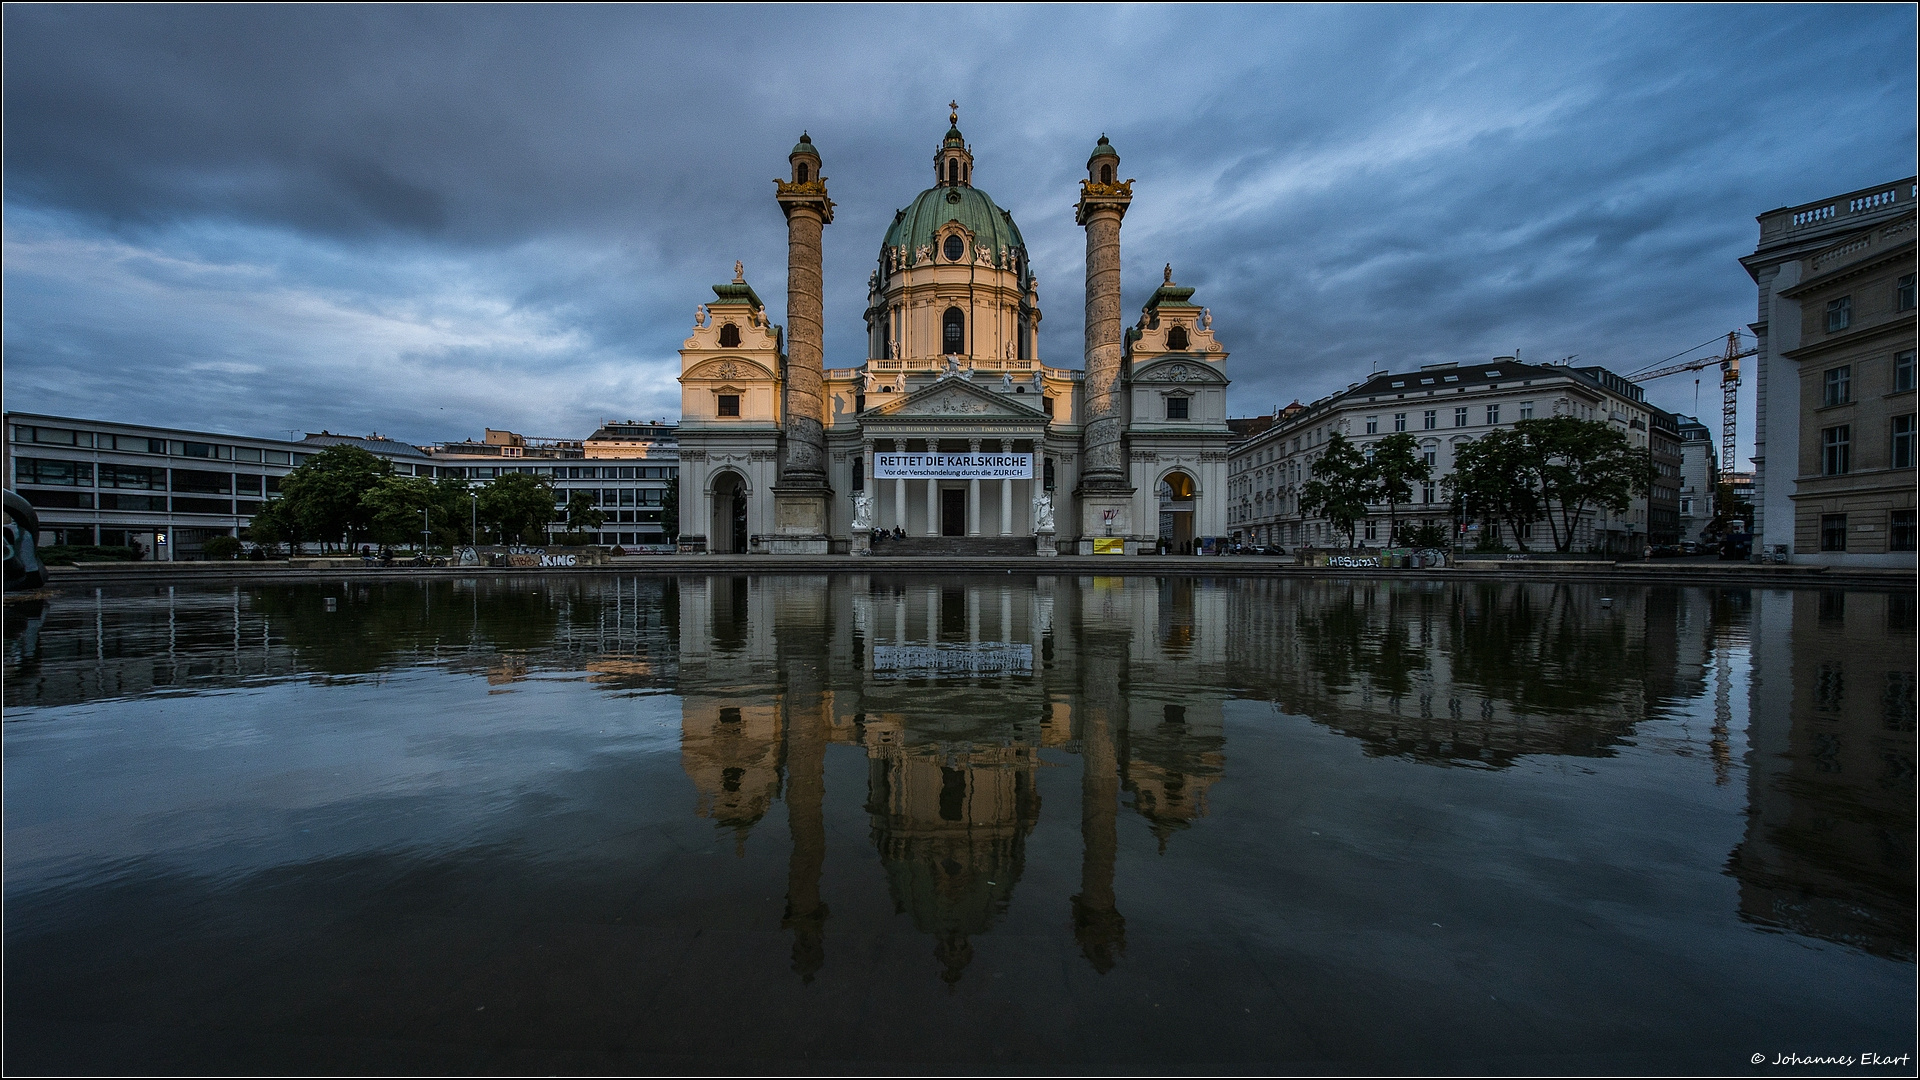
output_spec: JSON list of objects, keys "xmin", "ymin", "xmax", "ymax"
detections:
[{"xmin": 1092, "ymin": 537, "xmax": 1125, "ymax": 555}]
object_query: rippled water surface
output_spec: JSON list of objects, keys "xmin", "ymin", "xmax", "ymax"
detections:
[{"xmin": 5, "ymin": 575, "xmax": 1915, "ymax": 1073}]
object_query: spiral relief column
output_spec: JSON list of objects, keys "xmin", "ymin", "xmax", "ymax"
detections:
[
  {"xmin": 1074, "ymin": 136, "xmax": 1136, "ymax": 554},
  {"xmin": 771, "ymin": 133, "xmax": 835, "ymax": 553}
]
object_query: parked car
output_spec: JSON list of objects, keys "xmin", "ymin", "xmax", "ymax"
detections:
[
  {"xmin": 1257, "ymin": 545, "xmax": 1288, "ymax": 556},
  {"xmin": 1680, "ymin": 540, "xmax": 1703, "ymax": 555},
  {"xmin": 1717, "ymin": 532, "xmax": 1752, "ymax": 561}
]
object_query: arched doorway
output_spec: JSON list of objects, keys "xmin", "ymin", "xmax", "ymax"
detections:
[
  {"xmin": 1158, "ymin": 471, "xmax": 1196, "ymax": 555},
  {"xmin": 711, "ymin": 472, "xmax": 749, "ymax": 554}
]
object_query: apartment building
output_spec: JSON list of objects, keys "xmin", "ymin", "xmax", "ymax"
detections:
[
  {"xmin": 1228, "ymin": 359, "xmax": 1673, "ymax": 553},
  {"xmin": 1675, "ymin": 415, "xmax": 1718, "ymax": 542},
  {"xmin": 423, "ymin": 423, "xmax": 679, "ymax": 548}
]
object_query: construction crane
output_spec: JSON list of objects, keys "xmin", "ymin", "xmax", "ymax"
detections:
[{"xmin": 1627, "ymin": 332, "xmax": 1757, "ymax": 472}]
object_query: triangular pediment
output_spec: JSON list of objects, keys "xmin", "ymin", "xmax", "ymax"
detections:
[{"xmin": 872, "ymin": 376, "xmax": 1046, "ymax": 418}]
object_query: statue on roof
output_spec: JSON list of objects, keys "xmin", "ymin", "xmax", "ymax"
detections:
[
  {"xmin": 733, "ymin": 260, "xmax": 745, "ymax": 283},
  {"xmin": 1164, "ymin": 263, "xmax": 1173, "ymax": 284}
]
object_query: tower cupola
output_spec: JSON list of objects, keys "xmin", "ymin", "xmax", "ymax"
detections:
[
  {"xmin": 935, "ymin": 100, "xmax": 975, "ymax": 188},
  {"xmin": 1087, "ymin": 135, "xmax": 1120, "ymax": 187},
  {"xmin": 789, "ymin": 131, "xmax": 822, "ymax": 185}
]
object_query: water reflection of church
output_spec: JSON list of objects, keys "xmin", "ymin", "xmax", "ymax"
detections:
[{"xmin": 674, "ymin": 574, "xmax": 1227, "ymax": 983}]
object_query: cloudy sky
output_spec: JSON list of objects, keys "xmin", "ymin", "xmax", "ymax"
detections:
[{"xmin": 4, "ymin": 6, "xmax": 1914, "ymax": 460}]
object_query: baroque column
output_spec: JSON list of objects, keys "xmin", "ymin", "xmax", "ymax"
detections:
[
  {"xmin": 1074, "ymin": 136, "xmax": 1136, "ymax": 554},
  {"xmin": 771, "ymin": 133, "xmax": 835, "ymax": 553}
]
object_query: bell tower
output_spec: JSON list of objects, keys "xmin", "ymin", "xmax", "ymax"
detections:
[
  {"xmin": 1074, "ymin": 135, "xmax": 1135, "ymax": 552},
  {"xmin": 769, "ymin": 132, "xmax": 835, "ymax": 553}
]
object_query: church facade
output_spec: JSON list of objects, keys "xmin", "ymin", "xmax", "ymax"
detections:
[{"xmin": 677, "ymin": 112, "xmax": 1235, "ymax": 555}]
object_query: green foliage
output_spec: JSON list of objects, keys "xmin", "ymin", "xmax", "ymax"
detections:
[
  {"xmin": 244, "ymin": 498, "xmax": 302, "ymax": 553},
  {"xmin": 1398, "ymin": 522, "xmax": 1452, "ymax": 549},
  {"xmin": 1298, "ymin": 432, "xmax": 1371, "ymax": 549},
  {"xmin": 200, "ymin": 535, "xmax": 244, "ymax": 560},
  {"xmin": 1366, "ymin": 432, "xmax": 1430, "ymax": 540},
  {"xmin": 566, "ymin": 491, "xmax": 606, "ymax": 533},
  {"xmin": 1520, "ymin": 417, "xmax": 1654, "ymax": 552},
  {"xmin": 1446, "ymin": 428, "xmax": 1545, "ymax": 551},
  {"xmin": 275, "ymin": 445, "xmax": 392, "ymax": 551},
  {"xmin": 35, "ymin": 545, "xmax": 141, "ymax": 566},
  {"xmin": 360, "ymin": 476, "xmax": 449, "ymax": 549},
  {"xmin": 659, "ymin": 482, "xmax": 679, "ymax": 544},
  {"xmin": 479, "ymin": 472, "xmax": 557, "ymax": 544}
]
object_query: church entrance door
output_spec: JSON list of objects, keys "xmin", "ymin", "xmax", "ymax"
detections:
[{"xmin": 940, "ymin": 488, "xmax": 966, "ymax": 537}]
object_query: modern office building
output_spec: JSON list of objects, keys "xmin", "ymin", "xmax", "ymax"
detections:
[
  {"xmin": 423, "ymin": 424, "xmax": 679, "ymax": 548},
  {"xmin": 1227, "ymin": 359, "xmax": 1672, "ymax": 554},
  {"xmin": 1742, "ymin": 176, "xmax": 1916, "ymax": 561},
  {"xmin": 7, "ymin": 413, "xmax": 317, "ymax": 558},
  {"xmin": 7, "ymin": 412, "xmax": 681, "ymax": 554}
]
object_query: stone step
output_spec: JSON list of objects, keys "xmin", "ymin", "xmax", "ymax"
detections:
[{"xmin": 868, "ymin": 536, "xmax": 1037, "ymax": 557}]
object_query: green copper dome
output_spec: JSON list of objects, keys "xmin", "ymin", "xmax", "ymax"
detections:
[
  {"xmin": 880, "ymin": 183, "xmax": 1027, "ymax": 269},
  {"xmin": 1088, "ymin": 134, "xmax": 1118, "ymax": 163},
  {"xmin": 790, "ymin": 132, "xmax": 819, "ymax": 159}
]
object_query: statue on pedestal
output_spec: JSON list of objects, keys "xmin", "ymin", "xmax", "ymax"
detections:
[
  {"xmin": 852, "ymin": 491, "xmax": 873, "ymax": 530},
  {"xmin": 1031, "ymin": 492, "xmax": 1055, "ymax": 533}
]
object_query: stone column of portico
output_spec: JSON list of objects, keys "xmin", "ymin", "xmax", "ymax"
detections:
[
  {"xmin": 1000, "ymin": 439, "xmax": 1014, "ymax": 536},
  {"xmin": 892, "ymin": 439, "xmax": 907, "ymax": 532},
  {"xmin": 967, "ymin": 439, "xmax": 982, "ymax": 536},
  {"xmin": 771, "ymin": 134, "xmax": 835, "ymax": 553},
  {"xmin": 1074, "ymin": 136, "xmax": 1136, "ymax": 553},
  {"xmin": 925, "ymin": 455, "xmax": 938, "ymax": 536}
]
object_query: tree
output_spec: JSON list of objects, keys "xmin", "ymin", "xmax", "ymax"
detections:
[
  {"xmin": 361, "ymin": 475, "xmax": 444, "ymax": 549},
  {"xmin": 433, "ymin": 475, "xmax": 480, "ymax": 546},
  {"xmin": 275, "ymin": 445, "xmax": 391, "ymax": 551},
  {"xmin": 1298, "ymin": 432, "xmax": 1371, "ymax": 550},
  {"xmin": 244, "ymin": 497, "xmax": 304, "ymax": 554},
  {"xmin": 566, "ymin": 491, "xmax": 606, "ymax": 534},
  {"xmin": 1519, "ymin": 417, "xmax": 1655, "ymax": 553},
  {"xmin": 1445, "ymin": 429, "xmax": 1545, "ymax": 551},
  {"xmin": 1366, "ymin": 432, "xmax": 1430, "ymax": 546},
  {"xmin": 479, "ymin": 472, "xmax": 558, "ymax": 545},
  {"xmin": 659, "ymin": 482, "xmax": 679, "ymax": 545}
]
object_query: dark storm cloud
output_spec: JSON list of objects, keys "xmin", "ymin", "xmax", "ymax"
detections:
[{"xmin": 4, "ymin": 4, "xmax": 1914, "ymax": 453}]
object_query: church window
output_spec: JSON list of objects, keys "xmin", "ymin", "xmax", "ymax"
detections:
[
  {"xmin": 717, "ymin": 394, "xmax": 740, "ymax": 418},
  {"xmin": 1043, "ymin": 396, "xmax": 1055, "ymax": 417},
  {"xmin": 1017, "ymin": 317, "xmax": 1031, "ymax": 360},
  {"xmin": 1166, "ymin": 396, "xmax": 1190, "ymax": 420},
  {"xmin": 796, "ymin": 162, "xmax": 809, "ymax": 183},
  {"xmin": 1044, "ymin": 456, "xmax": 1057, "ymax": 490},
  {"xmin": 718, "ymin": 323, "xmax": 741, "ymax": 348},
  {"xmin": 855, "ymin": 394, "xmax": 866, "ymax": 413},
  {"xmin": 944, "ymin": 234, "xmax": 965, "ymax": 261},
  {"xmin": 948, "ymin": 159, "xmax": 959, "ymax": 185},
  {"xmin": 1101, "ymin": 164, "xmax": 1112, "ymax": 184},
  {"xmin": 943, "ymin": 306, "xmax": 965, "ymax": 354},
  {"xmin": 852, "ymin": 456, "xmax": 863, "ymax": 491},
  {"xmin": 1166, "ymin": 325, "xmax": 1189, "ymax": 350}
]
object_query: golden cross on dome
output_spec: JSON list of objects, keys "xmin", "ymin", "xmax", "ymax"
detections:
[{"xmin": 949, "ymin": 100, "xmax": 959, "ymax": 125}]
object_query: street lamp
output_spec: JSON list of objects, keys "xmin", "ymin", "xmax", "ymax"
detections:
[
  {"xmin": 421, "ymin": 507, "xmax": 431, "ymax": 555},
  {"xmin": 470, "ymin": 490, "xmax": 479, "ymax": 548}
]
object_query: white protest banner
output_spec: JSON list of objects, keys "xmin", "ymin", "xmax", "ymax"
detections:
[{"xmin": 873, "ymin": 453, "xmax": 1032, "ymax": 480}]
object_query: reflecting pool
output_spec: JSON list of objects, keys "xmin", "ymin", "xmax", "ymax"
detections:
[{"xmin": 4, "ymin": 575, "xmax": 1915, "ymax": 1073}]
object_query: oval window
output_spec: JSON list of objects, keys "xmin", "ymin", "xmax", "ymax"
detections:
[
  {"xmin": 1167, "ymin": 326, "xmax": 1190, "ymax": 350},
  {"xmin": 944, "ymin": 235, "xmax": 965, "ymax": 261},
  {"xmin": 718, "ymin": 323, "xmax": 741, "ymax": 348}
]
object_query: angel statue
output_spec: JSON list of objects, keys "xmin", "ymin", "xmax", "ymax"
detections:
[
  {"xmin": 851, "ymin": 491, "xmax": 873, "ymax": 530},
  {"xmin": 733, "ymin": 260, "xmax": 745, "ymax": 283},
  {"xmin": 1002, "ymin": 372, "xmax": 1014, "ymax": 391},
  {"xmin": 1031, "ymin": 492, "xmax": 1055, "ymax": 533}
]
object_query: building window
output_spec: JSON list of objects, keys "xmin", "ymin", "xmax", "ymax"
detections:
[
  {"xmin": 1166, "ymin": 325, "xmax": 1190, "ymax": 350},
  {"xmin": 1892, "ymin": 509, "xmax": 1917, "ymax": 552},
  {"xmin": 718, "ymin": 323, "xmax": 741, "ymax": 348},
  {"xmin": 1821, "ymin": 425, "xmax": 1851, "ymax": 475},
  {"xmin": 1896, "ymin": 350, "xmax": 1915, "ymax": 393},
  {"xmin": 1899, "ymin": 273, "xmax": 1915, "ymax": 312},
  {"xmin": 1894, "ymin": 414, "xmax": 1916, "ymax": 469},
  {"xmin": 1519, "ymin": 401, "xmax": 1534, "ymax": 420},
  {"xmin": 14, "ymin": 458, "xmax": 93, "ymax": 487},
  {"xmin": 797, "ymin": 162, "xmax": 809, "ymax": 183},
  {"xmin": 1364, "ymin": 519, "xmax": 1378, "ymax": 541},
  {"xmin": 942, "ymin": 306, "xmax": 965, "ymax": 353},
  {"xmin": 1454, "ymin": 407, "xmax": 1469, "ymax": 427},
  {"xmin": 1423, "ymin": 410, "xmax": 1437, "ymax": 429},
  {"xmin": 944, "ymin": 234, "xmax": 964, "ymax": 261},
  {"xmin": 1043, "ymin": 457, "xmax": 1056, "ymax": 490},
  {"xmin": 1393, "ymin": 413, "xmax": 1407, "ymax": 432},
  {"xmin": 1821, "ymin": 513, "xmax": 1848, "ymax": 551},
  {"xmin": 1166, "ymin": 396, "xmax": 1190, "ymax": 420},
  {"xmin": 1042, "ymin": 396, "xmax": 1055, "ymax": 417},
  {"xmin": 1823, "ymin": 365, "xmax": 1851, "ymax": 407},
  {"xmin": 1486, "ymin": 404, "xmax": 1501, "ymax": 425},
  {"xmin": 1365, "ymin": 416, "xmax": 1378, "ymax": 434},
  {"xmin": 717, "ymin": 394, "xmax": 741, "ymax": 418},
  {"xmin": 852, "ymin": 456, "xmax": 864, "ymax": 491},
  {"xmin": 855, "ymin": 393, "xmax": 866, "ymax": 413},
  {"xmin": 1421, "ymin": 450, "xmax": 1436, "ymax": 467},
  {"xmin": 1422, "ymin": 481, "xmax": 1437, "ymax": 504},
  {"xmin": 1101, "ymin": 164, "xmax": 1112, "ymax": 185},
  {"xmin": 1826, "ymin": 296, "xmax": 1851, "ymax": 333}
]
